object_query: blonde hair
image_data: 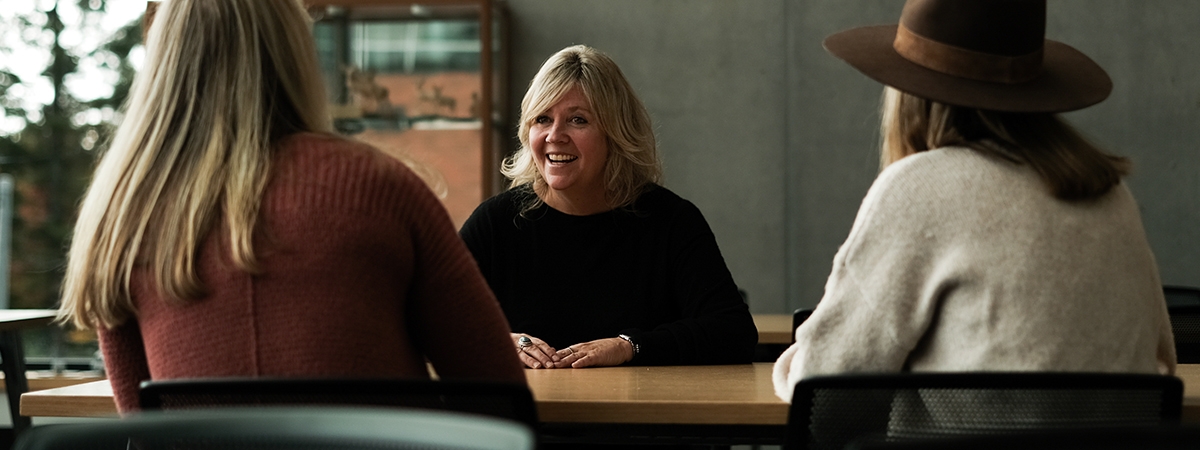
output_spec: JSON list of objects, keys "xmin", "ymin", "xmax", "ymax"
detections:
[
  {"xmin": 59, "ymin": 0, "xmax": 331, "ymax": 330},
  {"xmin": 502, "ymin": 45, "xmax": 661, "ymax": 213},
  {"xmin": 880, "ymin": 87, "xmax": 1129, "ymax": 200}
]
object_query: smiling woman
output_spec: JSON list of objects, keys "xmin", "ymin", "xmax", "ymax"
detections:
[{"xmin": 460, "ymin": 45, "xmax": 758, "ymax": 370}]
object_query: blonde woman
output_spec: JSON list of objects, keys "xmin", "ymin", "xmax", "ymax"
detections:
[
  {"xmin": 773, "ymin": 0, "xmax": 1174, "ymax": 401},
  {"xmin": 58, "ymin": 0, "xmax": 523, "ymax": 413},
  {"xmin": 460, "ymin": 45, "xmax": 758, "ymax": 369}
]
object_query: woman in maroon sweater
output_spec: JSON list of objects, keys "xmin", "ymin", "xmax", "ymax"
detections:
[{"xmin": 56, "ymin": 0, "xmax": 523, "ymax": 413}]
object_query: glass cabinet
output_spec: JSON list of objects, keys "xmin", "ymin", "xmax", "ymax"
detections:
[{"xmin": 307, "ymin": 0, "xmax": 510, "ymax": 228}]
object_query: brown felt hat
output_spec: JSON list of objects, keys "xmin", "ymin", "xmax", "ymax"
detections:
[{"xmin": 824, "ymin": 0, "xmax": 1111, "ymax": 113}]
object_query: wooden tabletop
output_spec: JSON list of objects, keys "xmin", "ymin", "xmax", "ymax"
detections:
[
  {"xmin": 753, "ymin": 314, "xmax": 793, "ymax": 345},
  {"xmin": 20, "ymin": 363, "xmax": 788, "ymax": 423},
  {"xmin": 24, "ymin": 364, "xmax": 1200, "ymax": 425},
  {"xmin": 0, "ymin": 310, "xmax": 57, "ymax": 332},
  {"xmin": 527, "ymin": 363, "xmax": 784, "ymax": 424}
]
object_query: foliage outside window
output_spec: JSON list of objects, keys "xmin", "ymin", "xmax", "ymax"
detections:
[{"xmin": 0, "ymin": 1, "xmax": 141, "ymax": 369}]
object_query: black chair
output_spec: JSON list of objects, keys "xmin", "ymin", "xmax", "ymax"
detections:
[
  {"xmin": 13, "ymin": 406, "xmax": 535, "ymax": 450},
  {"xmin": 1164, "ymin": 286, "xmax": 1200, "ymax": 307},
  {"xmin": 1165, "ymin": 286, "xmax": 1200, "ymax": 363},
  {"xmin": 792, "ymin": 308, "xmax": 814, "ymax": 333},
  {"xmin": 138, "ymin": 377, "xmax": 539, "ymax": 428},
  {"xmin": 845, "ymin": 425, "xmax": 1200, "ymax": 450},
  {"xmin": 786, "ymin": 372, "xmax": 1183, "ymax": 450}
]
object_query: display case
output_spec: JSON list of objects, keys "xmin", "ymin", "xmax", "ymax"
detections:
[{"xmin": 307, "ymin": 0, "xmax": 510, "ymax": 228}]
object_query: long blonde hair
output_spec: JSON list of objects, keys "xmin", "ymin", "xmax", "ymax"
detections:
[
  {"xmin": 880, "ymin": 87, "xmax": 1129, "ymax": 200},
  {"xmin": 502, "ymin": 45, "xmax": 661, "ymax": 213},
  {"xmin": 59, "ymin": 0, "xmax": 331, "ymax": 330}
]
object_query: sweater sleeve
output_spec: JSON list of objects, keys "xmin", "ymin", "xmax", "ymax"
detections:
[
  {"xmin": 403, "ymin": 181, "xmax": 525, "ymax": 384},
  {"xmin": 98, "ymin": 320, "xmax": 151, "ymax": 414},
  {"xmin": 772, "ymin": 157, "xmax": 944, "ymax": 401},
  {"xmin": 624, "ymin": 200, "xmax": 758, "ymax": 365}
]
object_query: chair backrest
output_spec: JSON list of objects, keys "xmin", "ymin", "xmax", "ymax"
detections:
[
  {"xmin": 13, "ymin": 406, "xmax": 535, "ymax": 450},
  {"xmin": 793, "ymin": 308, "xmax": 814, "ymax": 333},
  {"xmin": 845, "ymin": 425, "xmax": 1200, "ymax": 450},
  {"xmin": 787, "ymin": 372, "xmax": 1183, "ymax": 450},
  {"xmin": 1168, "ymin": 304, "xmax": 1200, "ymax": 364},
  {"xmin": 1164, "ymin": 286, "xmax": 1200, "ymax": 307},
  {"xmin": 1165, "ymin": 286, "xmax": 1200, "ymax": 364},
  {"xmin": 139, "ymin": 378, "xmax": 539, "ymax": 427}
]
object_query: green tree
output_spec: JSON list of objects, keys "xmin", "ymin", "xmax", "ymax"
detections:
[{"xmin": 0, "ymin": 1, "xmax": 142, "ymax": 361}]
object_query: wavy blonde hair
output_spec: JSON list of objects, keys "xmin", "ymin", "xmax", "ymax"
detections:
[
  {"xmin": 502, "ymin": 45, "xmax": 661, "ymax": 212},
  {"xmin": 880, "ymin": 86, "xmax": 1128, "ymax": 200},
  {"xmin": 59, "ymin": 0, "xmax": 331, "ymax": 330}
]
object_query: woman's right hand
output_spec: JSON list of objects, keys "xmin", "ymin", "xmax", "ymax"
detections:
[{"xmin": 512, "ymin": 333, "xmax": 560, "ymax": 369}]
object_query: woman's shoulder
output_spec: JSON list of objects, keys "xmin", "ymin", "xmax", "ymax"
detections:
[
  {"xmin": 278, "ymin": 132, "xmax": 417, "ymax": 178},
  {"xmin": 270, "ymin": 132, "xmax": 435, "ymax": 212},
  {"xmin": 882, "ymin": 147, "xmax": 1007, "ymax": 182},
  {"xmin": 626, "ymin": 184, "xmax": 712, "ymax": 227},
  {"xmin": 630, "ymin": 184, "xmax": 689, "ymax": 211},
  {"xmin": 475, "ymin": 184, "xmax": 534, "ymax": 217},
  {"xmin": 871, "ymin": 147, "xmax": 1027, "ymax": 204},
  {"xmin": 277, "ymin": 132, "xmax": 393, "ymax": 166}
]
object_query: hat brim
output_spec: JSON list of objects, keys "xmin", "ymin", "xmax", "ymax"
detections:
[{"xmin": 824, "ymin": 25, "xmax": 1112, "ymax": 113}]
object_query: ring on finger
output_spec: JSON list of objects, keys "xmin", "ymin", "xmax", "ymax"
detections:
[
  {"xmin": 567, "ymin": 346, "xmax": 576, "ymax": 355},
  {"xmin": 517, "ymin": 336, "xmax": 533, "ymax": 349}
]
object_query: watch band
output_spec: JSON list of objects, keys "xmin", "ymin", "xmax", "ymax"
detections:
[{"xmin": 617, "ymin": 334, "xmax": 639, "ymax": 355}]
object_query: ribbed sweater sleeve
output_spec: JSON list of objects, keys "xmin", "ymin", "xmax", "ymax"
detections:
[
  {"xmin": 401, "ymin": 174, "xmax": 525, "ymax": 382},
  {"xmin": 98, "ymin": 321, "xmax": 151, "ymax": 413}
]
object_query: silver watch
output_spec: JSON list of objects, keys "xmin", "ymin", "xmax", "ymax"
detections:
[{"xmin": 617, "ymin": 334, "xmax": 639, "ymax": 355}]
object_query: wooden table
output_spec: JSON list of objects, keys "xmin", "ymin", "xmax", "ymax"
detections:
[
  {"xmin": 0, "ymin": 309, "xmax": 57, "ymax": 435},
  {"xmin": 754, "ymin": 313, "xmax": 793, "ymax": 345},
  {"xmin": 25, "ymin": 363, "xmax": 1200, "ymax": 444},
  {"xmin": 22, "ymin": 363, "xmax": 788, "ymax": 445},
  {"xmin": 20, "ymin": 363, "xmax": 787, "ymax": 423}
]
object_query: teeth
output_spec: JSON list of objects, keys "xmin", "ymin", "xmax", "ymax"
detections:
[{"xmin": 547, "ymin": 154, "xmax": 577, "ymax": 163}]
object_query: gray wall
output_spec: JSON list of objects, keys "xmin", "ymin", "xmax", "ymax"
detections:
[{"xmin": 502, "ymin": 0, "xmax": 1200, "ymax": 314}]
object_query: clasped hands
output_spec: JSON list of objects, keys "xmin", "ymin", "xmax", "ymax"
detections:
[{"xmin": 512, "ymin": 333, "xmax": 634, "ymax": 369}]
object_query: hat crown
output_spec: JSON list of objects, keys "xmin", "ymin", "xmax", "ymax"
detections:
[
  {"xmin": 822, "ymin": 0, "xmax": 1111, "ymax": 112},
  {"xmin": 901, "ymin": 0, "xmax": 1046, "ymax": 57}
]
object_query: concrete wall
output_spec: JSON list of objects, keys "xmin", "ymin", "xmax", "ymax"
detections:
[{"xmin": 502, "ymin": 0, "xmax": 1200, "ymax": 313}]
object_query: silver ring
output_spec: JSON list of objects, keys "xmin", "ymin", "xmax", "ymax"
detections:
[
  {"xmin": 518, "ymin": 336, "xmax": 532, "ymax": 349},
  {"xmin": 567, "ymin": 346, "xmax": 576, "ymax": 355}
]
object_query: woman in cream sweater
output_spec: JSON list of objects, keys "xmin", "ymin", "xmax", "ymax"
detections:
[{"xmin": 774, "ymin": 0, "xmax": 1174, "ymax": 401}]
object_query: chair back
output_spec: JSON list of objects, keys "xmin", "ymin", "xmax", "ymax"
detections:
[
  {"xmin": 845, "ymin": 425, "xmax": 1200, "ymax": 450},
  {"xmin": 793, "ymin": 308, "xmax": 814, "ymax": 333},
  {"xmin": 13, "ymin": 406, "xmax": 534, "ymax": 450},
  {"xmin": 1164, "ymin": 286, "xmax": 1200, "ymax": 307},
  {"xmin": 1166, "ymin": 286, "xmax": 1200, "ymax": 363},
  {"xmin": 787, "ymin": 372, "xmax": 1183, "ymax": 450},
  {"xmin": 139, "ymin": 378, "xmax": 539, "ymax": 427}
]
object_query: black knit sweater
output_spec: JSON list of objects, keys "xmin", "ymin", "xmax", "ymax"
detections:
[{"xmin": 460, "ymin": 184, "xmax": 757, "ymax": 365}]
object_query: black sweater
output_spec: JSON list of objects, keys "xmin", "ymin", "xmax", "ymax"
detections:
[{"xmin": 460, "ymin": 184, "xmax": 757, "ymax": 365}]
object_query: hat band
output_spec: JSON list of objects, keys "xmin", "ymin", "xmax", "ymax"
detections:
[{"xmin": 893, "ymin": 24, "xmax": 1043, "ymax": 84}]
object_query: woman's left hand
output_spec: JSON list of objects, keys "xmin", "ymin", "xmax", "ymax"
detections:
[{"xmin": 553, "ymin": 337, "xmax": 634, "ymax": 368}]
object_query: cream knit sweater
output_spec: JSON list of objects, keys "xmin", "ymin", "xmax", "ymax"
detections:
[{"xmin": 774, "ymin": 147, "xmax": 1175, "ymax": 402}]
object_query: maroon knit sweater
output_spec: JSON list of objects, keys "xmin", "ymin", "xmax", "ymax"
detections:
[{"xmin": 98, "ymin": 133, "xmax": 525, "ymax": 413}]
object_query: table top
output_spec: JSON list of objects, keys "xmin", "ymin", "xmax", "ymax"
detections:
[
  {"xmin": 20, "ymin": 363, "xmax": 788, "ymax": 424},
  {"xmin": 0, "ymin": 310, "xmax": 57, "ymax": 332},
  {"xmin": 527, "ymin": 363, "xmax": 784, "ymax": 424},
  {"xmin": 753, "ymin": 313, "xmax": 793, "ymax": 345},
  {"xmin": 25, "ymin": 363, "xmax": 1200, "ymax": 425}
]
